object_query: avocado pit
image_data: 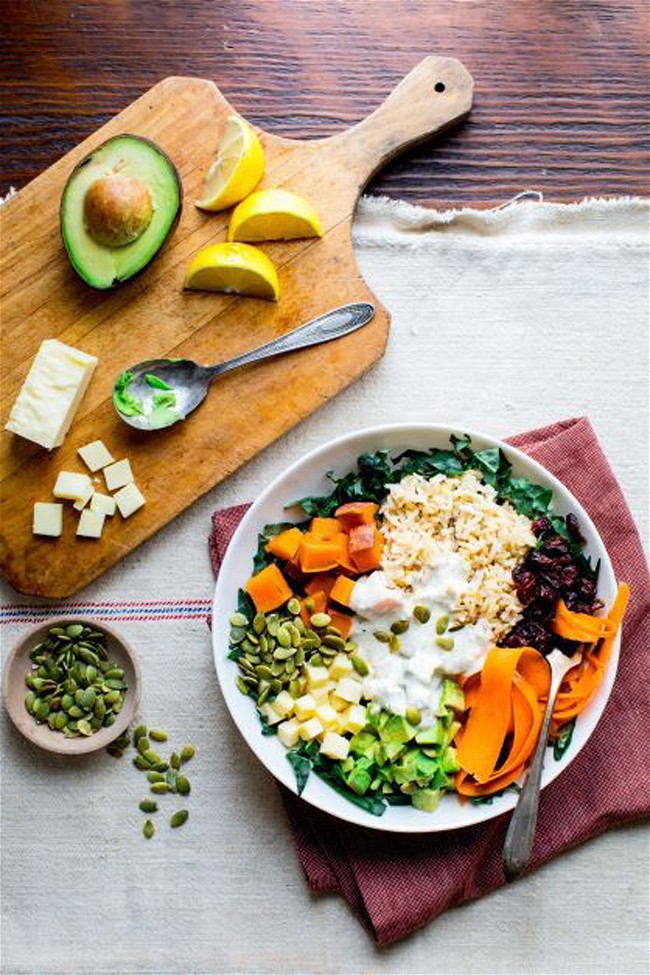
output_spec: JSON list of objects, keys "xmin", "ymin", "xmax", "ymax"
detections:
[{"xmin": 83, "ymin": 174, "xmax": 153, "ymax": 248}]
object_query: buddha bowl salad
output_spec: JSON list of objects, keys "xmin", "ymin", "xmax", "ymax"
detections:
[{"xmin": 228, "ymin": 435, "xmax": 628, "ymax": 816}]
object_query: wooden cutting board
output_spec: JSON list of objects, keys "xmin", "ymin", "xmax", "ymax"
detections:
[{"xmin": 0, "ymin": 58, "xmax": 473, "ymax": 598}]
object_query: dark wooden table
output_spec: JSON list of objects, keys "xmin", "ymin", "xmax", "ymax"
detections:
[{"xmin": 2, "ymin": 0, "xmax": 648, "ymax": 207}]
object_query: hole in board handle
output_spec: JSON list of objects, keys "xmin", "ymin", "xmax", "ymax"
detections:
[{"xmin": 434, "ymin": 82, "xmax": 446, "ymax": 93}]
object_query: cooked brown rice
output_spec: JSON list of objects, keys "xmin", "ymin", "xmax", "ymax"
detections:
[{"xmin": 379, "ymin": 471, "xmax": 535, "ymax": 638}]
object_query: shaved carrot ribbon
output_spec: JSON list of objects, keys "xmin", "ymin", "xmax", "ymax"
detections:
[
  {"xmin": 455, "ymin": 583, "xmax": 630, "ymax": 795},
  {"xmin": 550, "ymin": 582, "xmax": 630, "ymax": 737}
]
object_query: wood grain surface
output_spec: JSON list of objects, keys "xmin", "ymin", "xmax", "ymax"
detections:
[
  {"xmin": 0, "ymin": 59, "xmax": 473, "ymax": 597},
  {"xmin": 1, "ymin": 0, "xmax": 648, "ymax": 207}
]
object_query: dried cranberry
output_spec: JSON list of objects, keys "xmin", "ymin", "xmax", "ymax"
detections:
[
  {"xmin": 566, "ymin": 513, "xmax": 586, "ymax": 544},
  {"xmin": 532, "ymin": 516, "xmax": 552, "ymax": 536},
  {"xmin": 515, "ymin": 572, "xmax": 537, "ymax": 604}
]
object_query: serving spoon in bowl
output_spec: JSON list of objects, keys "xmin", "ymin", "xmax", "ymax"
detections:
[
  {"xmin": 113, "ymin": 301, "xmax": 375, "ymax": 431},
  {"xmin": 502, "ymin": 647, "xmax": 580, "ymax": 881}
]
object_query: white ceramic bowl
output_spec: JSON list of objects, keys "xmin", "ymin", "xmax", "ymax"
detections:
[{"xmin": 212, "ymin": 424, "xmax": 618, "ymax": 832}]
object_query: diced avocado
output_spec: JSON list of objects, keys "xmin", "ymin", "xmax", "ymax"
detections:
[
  {"xmin": 61, "ymin": 135, "xmax": 182, "ymax": 290},
  {"xmin": 415, "ymin": 722, "xmax": 444, "ymax": 746},
  {"xmin": 436, "ymin": 679, "xmax": 465, "ymax": 715},
  {"xmin": 391, "ymin": 748, "xmax": 421, "ymax": 785},
  {"xmin": 440, "ymin": 745, "xmax": 461, "ymax": 774},
  {"xmin": 366, "ymin": 706, "xmax": 389, "ymax": 734},
  {"xmin": 341, "ymin": 756, "xmax": 356, "ymax": 773},
  {"xmin": 442, "ymin": 720, "xmax": 461, "ymax": 749},
  {"xmin": 374, "ymin": 740, "xmax": 407, "ymax": 766},
  {"xmin": 411, "ymin": 787, "xmax": 443, "ymax": 813},
  {"xmin": 414, "ymin": 751, "xmax": 439, "ymax": 784},
  {"xmin": 346, "ymin": 762, "xmax": 373, "ymax": 796},
  {"xmin": 349, "ymin": 730, "xmax": 377, "ymax": 756},
  {"xmin": 379, "ymin": 714, "xmax": 416, "ymax": 745}
]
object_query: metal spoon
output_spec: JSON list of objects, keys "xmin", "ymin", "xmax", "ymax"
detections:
[
  {"xmin": 502, "ymin": 648, "xmax": 579, "ymax": 881},
  {"xmin": 113, "ymin": 301, "xmax": 375, "ymax": 431}
]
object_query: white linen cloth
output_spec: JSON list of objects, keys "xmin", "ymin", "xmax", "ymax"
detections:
[{"xmin": 1, "ymin": 195, "xmax": 648, "ymax": 975}]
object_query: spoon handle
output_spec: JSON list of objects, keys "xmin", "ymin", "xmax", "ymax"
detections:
[
  {"xmin": 208, "ymin": 302, "xmax": 375, "ymax": 378},
  {"xmin": 502, "ymin": 662, "xmax": 565, "ymax": 881}
]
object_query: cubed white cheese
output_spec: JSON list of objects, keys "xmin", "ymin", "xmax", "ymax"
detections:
[
  {"xmin": 103, "ymin": 458, "xmax": 134, "ymax": 492},
  {"xmin": 329, "ymin": 653, "xmax": 353, "ymax": 680},
  {"xmin": 319, "ymin": 731, "xmax": 350, "ymax": 761},
  {"xmin": 298, "ymin": 717, "xmax": 324, "ymax": 741},
  {"xmin": 270, "ymin": 690, "xmax": 294, "ymax": 718},
  {"xmin": 72, "ymin": 483, "xmax": 94, "ymax": 511},
  {"xmin": 113, "ymin": 482, "xmax": 146, "ymax": 518},
  {"xmin": 90, "ymin": 492, "xmax": 116, "ymax": 516},
  {"xmin": 77, "ymin": 439, "xmax": 114, "ymax": 472},
  {"xmin": 329, "ymin": 693, "xmax": 349, "ymax": 713},
  {"xmin": 293, "ymin": 693, "xmax": 317, "ymax": 721},
  {"xmin": 305, "ymin": 664, "xmax": 329, "ymax": 689},
  {"xmin": 277, "ymin": 718, "xmax": 301, "ymax": 748},
  {"xmin": 53, "ymin": 471, "xmax": 92, "ymax": 501},
  {"xmin": 5, "ymin": 339, "xmax": 98, "ymax": 449},
  {"xmin": 311, "ymin": 686, "xmax": 330, "ymax": 705},
  {"xmin": 342, "ymin": 704, "xmax": 367, "ymax": 735},
  {"xmin": 335, "ymin": 677, "xmax": 362, "ymax": 704},
  {"xmin": 259, "ymin": 703, "xmax": 282, "ymax": 725},
  {"xmin": 33, "ymin": 502, "xmax": 63, "ymax": 538},
  {"xmin": 314, "ymin": 704, "xmax": 339, "ymax": 729},
  {"xmin": 76, "ymin": 509, "xmax": 105, "ymax": 539}
]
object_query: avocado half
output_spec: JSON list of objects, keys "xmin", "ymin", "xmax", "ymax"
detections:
[{"xmin": 60, "ymin": 134, "xmax": 182, "ymax": 290}]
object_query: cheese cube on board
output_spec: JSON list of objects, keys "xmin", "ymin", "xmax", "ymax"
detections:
[
  {"xmin": 77, "ymin": 509, "xmax": 105, "ymax": 539},
  {"xmin": 103, "ymin": 459, "xmax": 134, "ymax": 492},
  {"xmin": 5, "ymin": 339, "xmax": 97, "ymax": 449},
  {"xmin": 72, "ymin": 483, "xmax": 94, "ymax": 511},
  {"xmin": 33, "ymin": 502, "xmax": 63, "ymax": 537},
  {"xmin": 320, "ymin": 732, "xmax": 350, "ymax": 761},
  {"xmin": 53, "ymin": 471, "xmax": 92, "ymax": 501},
  {"xmin": 113, "ymin": 483, "xmax": 145, "ymax": 518},
  {"xmin": 77, "ymin": 440, "xmax": 114, "ymax": 472},
  {"xmin": 90, "ymin": 493, "xmax": 116, "ymax": 516}
]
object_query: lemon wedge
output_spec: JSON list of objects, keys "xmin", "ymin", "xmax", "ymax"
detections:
[
  {"xmin": 183, "ymin": 242, "xmax": 279, "ymax": 300},
  {"xmin": 195, "ymin": 116, "xmax": 265, "ymax": 212},
  {"xmin": 228, "ymin": 188, "xmax": 323, "ymax": 242}
]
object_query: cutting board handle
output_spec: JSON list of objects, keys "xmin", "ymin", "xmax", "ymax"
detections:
[{"xmin": 334, "ymin": 56, "xmax": 474, "ymax": 186}]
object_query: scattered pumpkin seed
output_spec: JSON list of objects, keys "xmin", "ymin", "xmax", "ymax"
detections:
[
  {"xmin": 176, "ymin": 775, "xmax": 191, "ymax": 796},
  {"xmin": 413, "ymin": 605, "xmax": 431, "ymax": 624},
  {"xmin": 180, "ymin": 745, "xmax": 195, "ymax": 764},
  {"xmin": 147, "ymin": 771, "xmax": 166, "ymax": 783},
  {"xmin": 170, "ymin": 809, "xmax": 189, "ymax": 829},
  {"xmin": 143, "ymin": 819, "xmax": 155, "ymax": 839},
  {"xmin": 150, "ymin": 782, "xmax": 169, "ymax": 795},
  {"xmin": 351, "ymin": 655, "xmax": 369, "ymax": 677},
  {"xmin": 170, "ymin": 752, "xmax": 181, "ymax": 770},
  {"xmin": 389, "ymin": 634, "xmax": 401, "ymax": 654},
  {"xmin": 436, "ymin": 615, "xmax": 450, "ymax": 635},
  {"xmin": 373, "ymin": 630, "xmax": 391, "ymax": 643},
  {"xmin": 391, "ymin": 620, "xmax": 410, "ymax": 635},
  {"xmin": 229, "ymin": 612, "xmax": 249, "ymax": 628},
  {"xmin": 436, "ymin": 636, "xmax": 455, "ymax": 651},
  {"xmin": 139, "ymin": 799, "xmax": 158, "ymax": 813},
  {"xmin": 310, "ymin": 613, "xmax": 331, "ymax": 629},
  {"xmin": 149, "ymin": 729, "xmax": 168, "ymax": 743},
  {"xmin": 133, "ymin": 755, "xmax": 151, "ymax": 771},
  {"xmin": 287, "ymin": 597, "xmax": 301, "ymax": 615}
]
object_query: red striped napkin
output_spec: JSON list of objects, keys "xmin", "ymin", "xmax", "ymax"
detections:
[{"xmin": 209, "ymin": 417, "xmax": 650, "ymax": 945}]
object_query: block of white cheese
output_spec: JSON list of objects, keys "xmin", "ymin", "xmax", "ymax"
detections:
[
  {"xmin": 53, "ymin": 471, "xmax": 93, "ymax": 502},
  {"xmin": 33, "ymin": 502, "xmax": 63, "ymax": 537},
  {"xmin": 77, "ymin": 509, "xmax": 105, "ymax": 539},
  {"xmin": 77, "ymin": 439, "xmax": 114, "ymax": 472},
  {"xmin": 103, "ymin": 458, "xmax": 134, "ymax": 492},
  {"xmin": 113, "ymin": 482, "xmax": 145, "ymax": 518},
  {"xmin": 90, "ymin": 492, "xmax": 116, "ymax": 516},
  {"xmin": 5, "ymin": 339, "xmax": 98, "ymax": 449},
  {"xmin": 72, "ymin": 482, "xmax": 94, "ymax": 511}
]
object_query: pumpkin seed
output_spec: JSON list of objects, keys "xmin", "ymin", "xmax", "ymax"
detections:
[
  {"xmin": 310, "ymin": 653, "xmax": 324, "ymax": 667},
  {"xmin": 152, "ymin": 761, "xmax": 169, "ymax": 773},
  {"xmin": 229, "ymin": 612, "xmax": 249, "ymax": 628},
  {"xmin": 150, "ymin": 782, "xmax": 169, "ymax": 795},
  {"xmin": 236, "ymin": 676, "xmax": 249, "ymax": 695},
  {"xmin": 133, "ymin": 755, "xmax": 151, "ymax": 771},
  {"xmin": 149, "ymin": 729, "xmax": 168, "ymax": 742},
  {"xmin": 180, "ymin": 745, "xmax": 195, "ymax": 764},
  {"xmin": 323, "ymin": 635, "xmax": 346, "ymax": 651},
  {"xmin": 436, "ymin": 636, "xmax": 455, "ymax": 651},
  {"xmin": 81, "ymin": 687, "xmax": 96, "ymax": 710},
  {"xmin": 287, "ymin": 597, "xmax": 301, "ymax": 616},
  {"xmin": 24, "ymin": 691, "xmax": 36, "ymax": 713},
  {"xmin": 176, "ymin": 775, "xmax": 191, "ymax": 796},
  {"xmin": 103, "ymin": 713, "xmax": 116, "ymax": 728},
  {"xmin": 435, "ymin": 615, "xmax": 449, "ymax": 635},
  {"xmin": 66, "ymin": 624, "xmax": 84, "ymax": 638},
  {"xmin": 147, "ymin": 771, "xmax": 166, "ymax": 783},
  {"xmin": 273, "ymin": 645, "xmax": 296, "ymax": 661},
  {"xmin": 77, "ymin": 719, "xmax": 92, "ymax": 736},
  {"xmin": 143, "ymin": 819, "xmax": 155, "ymax": 839},
  {"xmin": 391, "ymin": 619, "xmax": 410, "ymax": 635},
  {"xmin": 275, "ymin": 626, "xmax": 292, "ymax": 649},
  {"xmin": 413, "ymin": 605, "xmax": 431, "ymax": 624},
  {"xmin": 257, "ymin": 686, "xmax": 270, "ymax": 706},
  {"xmin": 230, "ymin": 627, "xmax": 246, "ymax": 645},
  {"xmin": 171, "ymin": 752, "xmax": 181, "ymax": 770},
  {"xmin": 252, "ymin": 612, "xmax": 267, "ymax": 634},
  {"xmin": 319, "ymin": 645, "xmax": 337, "ymax": 657},
  {"xmin": 351, "ymin": 655, "xmax": 369, "ymax": 677},
  {"xmin": 137, "ymin": 736, "xmax": 150, "ymax": 755},
  {"xmin": 139, "ymin": 799, "xmax": 158, "ymax": 813},
  {"xmin": 304, "ymin": 598, "xmax": 315, "ymax": 613},
  {"xmin": 373, "ymin": 630, "xmax": 391, "ymax": 643},
  {"xmin": 310, "ymin": 613, "xmax": 331, "ymax": 629},
  {"xmin": 389, "ymin": 635, "xmax": 401, "ymax": 653},
  {"xmin": 289, "ymin": 679, "xmax": 302, "ymax": 698},
  {"xmin": 246, "ymin": 631, "xmax": 259, "ymax": 645},
  {"xmin": 170, "ymin": 809, "xmax": 189, "ymax": 829},
  {"xmin": 270, "ymin": 678, "xmax": 283, "ymax": 694},
  {"xmin": 405, "ymin": 706, "xmax": 422, "ymax": 726},
  {"xmin": 68, "ymin": 705, "xmax": 84, "ymax": 719},
  {"xmin": 258, "ymin": 634, "xmax": 269, "ymax": 654}
]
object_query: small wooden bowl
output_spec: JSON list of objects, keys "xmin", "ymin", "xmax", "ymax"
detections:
[{"xmin": 3, "ymin": 616, "xmax": 141, "ymax": 755}]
